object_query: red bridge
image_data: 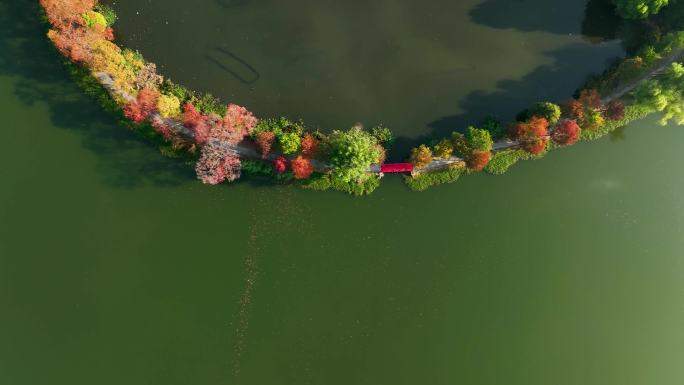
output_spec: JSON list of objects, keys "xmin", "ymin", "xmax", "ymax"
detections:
[{"xmin": 380, "ymin": 163, "xmax": 414, "ymax": 173}]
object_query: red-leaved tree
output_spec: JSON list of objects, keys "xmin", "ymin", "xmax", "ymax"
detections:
[
  {"xmin": 579, "ymin": 88, "xmax": 602, "ymax": 109},
  {"xmin": 208, "ymin": 104, "xmax": 258, "ymax": 145},
  {"xmin": 151, "ymin": 116, "xmax": 176, "ymax": 141},
  {"xmin": 183, "ymin": 103, "xmax": 210, "ymax": 144},
  {"xmin": 123, "ymin": 88, "xmax": 160, "ymax": 123},
  {"xmin": 562, "ymin": 99, "xmax": 585, "ymax": 120},
  {"xmin": 467, "ymin": 151, "xmax": 491, "ymax": 171},
  {"xmin": 273, "ymin": 156, "xmax": 288, "ymax": 174},
  {"xmin": 195, "ymin": 143, "xmax": 241, "ymax": 185},
  {"xmin": 552, "ymin": 119, "xmax": 581, "ymax": 146},
  {"xmin": 255, "ymin": 131, "xmax": 276, "ymax": 157},
  {"xmin": 291, "ymin": 156, "xmax": 314, "ymax": 179},
  {"xmin": 300, "ymin": 133, "xmax": 319, "ymax": 158},
  {"xmin": 604, "ymin": 99, "xmax": 625, "ymax": 121},
  {"xmin": 510, "ymin": 116, "xmax": 549, "ymax": 155}
]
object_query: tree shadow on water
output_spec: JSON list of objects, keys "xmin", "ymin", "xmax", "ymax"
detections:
[
  {"xmin": 0, "ymin": 1, "xmax": 194, "ymax": 189},
  {"xmin": 391, "ymin": 42, "xmax": 624, "ymax": 157}
]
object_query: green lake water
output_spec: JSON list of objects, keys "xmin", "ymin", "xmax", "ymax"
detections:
[{"xmin": 2, "ymin": 1, "xmax": 684, "ymax": 384}]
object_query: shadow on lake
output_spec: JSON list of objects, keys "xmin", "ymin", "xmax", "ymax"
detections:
[{"xmin": 389, "ymin": 40, "xmax": 624, "ymax": 159}]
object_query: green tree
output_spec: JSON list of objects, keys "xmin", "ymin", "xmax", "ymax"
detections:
[
  {"xmin": 528, "ymin": 102, "xmax": 562, "ymax": 126},
  {"xmin": 371, "ymin": 125, "xmax": 394, "ymax": 148},
  {"xmin": 432, "ymin": 138, "xmax": 454, "ymax": 159},
  {"xmin": 279, "ymin": 132, "xmax": 301, "ymax": 155},
  {"xmin": 410, "ymin": 145, "xmax": 433, "ymax": 168},
  {"xmin": 465, "ymin": 126, "xmax": 493, "ymax": 153},
  {"xmin": 613, "ymin": 0, "xmax": 669, "ymax": 19},
  {"xmin": 636, "ymin": 62, "xmax": 684, "ymax": 124},
  {"xmin": 323, "ymin": 127, "xmax": 382, "ymax": 183}
]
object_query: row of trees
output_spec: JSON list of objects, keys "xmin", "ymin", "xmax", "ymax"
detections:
[
  {"xmin": 408, "ymin": 93, "xmax": 626, "ymax": 175},
  {"xmin": 250, "ymin": 119, "xmax": 391, "ymax": 184}
]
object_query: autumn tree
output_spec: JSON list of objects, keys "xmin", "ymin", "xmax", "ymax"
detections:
[
  {"xmin": 183, "ymin": 102, "xmax": 210, "ymax": 144},
  {"xmin": 300, "ymin": 133, "xmax": 319, "ymax": 158},
  {"xmin": 410, "ymin": 144, "xmax": 433, "ymax": 168},
  {"xmin": 561, "ymin": 99, "xmax": 585, "ymax": 120},
  {"xmin": 578, "ymin": 88, "xmax": 603, "ymax": 110},
  {"xmin": 151, "ymin": 116, "xmax": 176, "ymax": 141},
  {"xmin": 604, "ymin": 99, "xmax": 626, "ymax": 121},
  {"xmin": 581, "ymin": 109, "xmax": 606, "ymax": 130},
  {"xmin": 552, "ymin": 119, "xmax": 581, "ymax": 146},
  {"xmin": 255, "ymin": 131, "xmax": 276, "ymax": 157},
  {"xmin": 195, "ymin": 143, "xmax": 241, "ymax": 185},
  {"xmin": 510, "ymin": 116, "xmax": 549, "ymax": 155},
  {"xmin": 291, "ymin": 156, "xmax": 314, "ymax": 179},
  {"xmin": 157, "ymin": 94, "xmax": 181, "ymax": 118},
  {"xmin": 451, "ymin": 127, "xmax": 493, "ymax": 170},
  {"xmin": 432, "ymin": 138, "xmax": 454, "ymax": 159},
  {"xmin": 123, "ymin": 88, "xmax": 159, "ymax": 123},
  {"xmin": 210, "ymin": 104, "xmax": 258, "ymax": 145},
  {"xmin": 134, "ymin": 62, "xmax": 163, "ymax": 91},
  {"xmin": 273, "ymin": 156, "xmax": 288, "ymax": 174},
  {"xmin": 468, "ymin": 151, "xmax": 492, "ymax": 171}
]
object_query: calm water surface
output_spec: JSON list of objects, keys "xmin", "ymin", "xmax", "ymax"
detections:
[{"xmin": 2, "ymin": 1, "xmax": 684, "ymax": 384}]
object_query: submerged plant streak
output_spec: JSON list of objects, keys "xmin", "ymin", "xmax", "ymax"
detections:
[{"xmin": 232, "ymin": 209, "xmax": 260, "ymax": 378}]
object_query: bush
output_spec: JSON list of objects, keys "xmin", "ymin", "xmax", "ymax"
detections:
[
  {"xmin": 159, "ymin": 80, "xmax": 192, "ymax": 105},
  {"xmin": 410, "ymin": 144, "xmax": 433, "ymax": 168},
  {"xmin": 301, "ymin": 173, "xmax": 332, "ymax": 191},
  {"xmin": 581, "ymin": 103, "xmax": 654, "ymax": 140},
  {"xmin": 93, "ymin": 4, "xmax": 117, "ymax": 26},
  {"xmin": 302, "ymin": 173, "xmax": 380, "ymax": 195},
  {"xmin": 371, "ymin": 125, "xmax": 394, "ymax": 147},
  {"xmin": 279, "ymin": 132, "xmax": 301, "ymax": 155},
  {"xmin": 157, "ymin": 94, "xmax": 181, "ymax": 118},
  {"xmin": 483, "ymin": 149, "xmax": 547, "ymax": 175},
  {"xmin": 432, "ymin": 138, "xmax": 454, "ymax": 159},
  {"xmin": 404, "ymin": 165, "xmax": 465, "ymax": 191},
  {"xmin": 191, "ymin": 93, "xmax": 225, "ymax": 116},
  {"xmin": 241, "ymin": 159, "xmax": 275, "ymax": 177}
]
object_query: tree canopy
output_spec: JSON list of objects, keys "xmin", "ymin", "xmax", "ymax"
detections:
[
  {"xmin": 323, "ymin": 127, "xmax": 382, "ymax": 183},
  {"xmin": 613, "ymin": 0, "xmax": 670, "ymax": 19},
  {"xmin": 636, "ymin": 62, "xmax": 684, "ymax": 124}
]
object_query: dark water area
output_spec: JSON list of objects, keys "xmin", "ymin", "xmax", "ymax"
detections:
[
  {"xmin": 105, "ymin": 0, "xmax": 625, "ymax": 157},
  {"xmin": 2, "ymin": 1, "xmax": 684, "ymax": 384}
]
